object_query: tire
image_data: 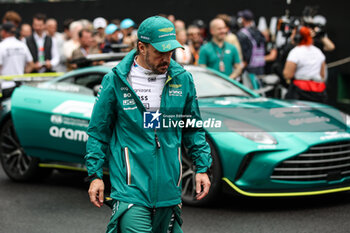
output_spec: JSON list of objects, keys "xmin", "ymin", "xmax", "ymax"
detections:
[
  {"xmin": 0, "ymin": 119, "xmax": 45, "ymax": 181},
  {"xmin": 181, "ymin": 138, "xmax": 222, "ymax": 206}
]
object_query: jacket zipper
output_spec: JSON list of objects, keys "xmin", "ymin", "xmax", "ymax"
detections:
[{"xmin": 152, "ymin": 74, "xmax": 173, "ymax": 208}]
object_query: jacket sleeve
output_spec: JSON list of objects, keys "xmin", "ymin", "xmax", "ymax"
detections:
[
  {"xmin": 182, "ymin": 73, "xmax": 212, "ymax": 173},
  {"xmin": 85, "ymin": 73, "xmax": 117, "ymax": 179}
]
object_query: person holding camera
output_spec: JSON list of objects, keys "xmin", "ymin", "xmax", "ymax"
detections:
[
  {"xmin": 283, "ymin": 26, "xmax": 327, "ymax": 103},
  {"xmin": 309, "ymin": 15, "xmax": 335, "ymax": 53}
]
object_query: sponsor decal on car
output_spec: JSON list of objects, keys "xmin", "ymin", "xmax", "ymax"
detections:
[
  {"xmin": 49, "ymin": 126, "xmax": 88, "ymax": 142},
  {"xmin": 50, "ymin": 115, "xmax": 89, "ymax": 128},
  {"xmin": 52, "ymin": 100, "xmax": 93, "ymax": 117}
]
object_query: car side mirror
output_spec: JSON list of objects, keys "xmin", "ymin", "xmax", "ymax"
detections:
[{"xmin": 93, "ymin": 85, "xmax": 101, "ymax": 96}]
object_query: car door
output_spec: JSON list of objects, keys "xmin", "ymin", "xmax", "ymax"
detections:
[{"xmin": 11, "ymin": 72, "xmax": 106, "ymax": 164}]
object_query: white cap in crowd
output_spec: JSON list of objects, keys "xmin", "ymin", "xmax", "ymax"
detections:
[{"xmin": 93, "ymin": 17, "xmax": 107, "ymax": 29}]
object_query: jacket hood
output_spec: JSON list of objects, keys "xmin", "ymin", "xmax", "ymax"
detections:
[{"xmin": 112, "ymin": 49, "xmax": 187, "ymax": 80}]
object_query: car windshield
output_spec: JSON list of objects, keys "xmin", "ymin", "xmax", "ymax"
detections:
[{"xmin": 188, "ymin": 68, "xmax": 252, "ymax": 98}]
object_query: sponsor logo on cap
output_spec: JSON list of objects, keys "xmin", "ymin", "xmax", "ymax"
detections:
[
  {"xmin": 158, "ymin": 27, "xmax": 174, "ymax": 32},
  {"xmin": 162, "ymin": 43, "xmax": 171, "ymax": 51},
  {"xmin": 140, "ymin": 36, "xmax": 150, "ymax": 40}
]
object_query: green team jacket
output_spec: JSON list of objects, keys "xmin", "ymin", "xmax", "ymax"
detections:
[{"xmin": 85, "ymin": 50, "xmax": 212, "ymax": 208}]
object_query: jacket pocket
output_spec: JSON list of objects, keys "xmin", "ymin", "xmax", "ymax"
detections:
[
  {"xmin": 123, "ymin": 147, "xmax": 132, "ymax": 185},
  {"xmin": 177, "ymin": 147, "xmax": 182, "ymax": 187}
]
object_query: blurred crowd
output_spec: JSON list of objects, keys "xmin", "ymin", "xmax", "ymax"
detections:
[{"xmin": 0, "ymin": 9, "xmax": 336, "ymax": 102}]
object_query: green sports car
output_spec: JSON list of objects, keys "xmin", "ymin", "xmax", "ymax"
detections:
[{"xmin": 1, "ymin": 64, "xmax": 350, "ymax": 206}]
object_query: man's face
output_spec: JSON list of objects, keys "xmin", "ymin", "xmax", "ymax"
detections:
[
  {"xmin": 46, "ymin": 21, "xmax": 57, "ymax": 36},
  {"xmin": 187, "ymin": 28, "xmax": 201, "ymax": 43},
  {"xmin": 32, "ymin": 18, "xmax": 45, "ymax": 35},
  {"xmin": 21, "ymin": 24, "xmax": 32, "ymax": 38},
  {"xmin": 80, "ymin": 31, "xmax": 92, "ymax": 48},
  {"xmin": 142, "ymin": 43, "xmax": 172, "ymax": 74},
  {"xmin": 211, "ymin": 20, "xmax": 227, "ymax": 41},
  {"xmin": 110, "ymin": 30, "xmax": 120, "ymax": 42}
]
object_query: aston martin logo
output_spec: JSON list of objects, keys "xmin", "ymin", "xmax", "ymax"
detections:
[
  {"xmin": 158, "ymin": 27, "xmax": 173, "ymax": 32},
  {"xmin": 52, "ymin": 100, "xmax": 93, "ymax": 117}
]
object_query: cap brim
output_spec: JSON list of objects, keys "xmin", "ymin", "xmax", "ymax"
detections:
[{"xmin": 151, "ymin": 40, "xmax": 184, "ymax": 52}]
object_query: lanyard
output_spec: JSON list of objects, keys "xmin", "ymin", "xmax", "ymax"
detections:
[{"xmin": 211, "ymin": 42, "xmax": 225, "ymax": 62}]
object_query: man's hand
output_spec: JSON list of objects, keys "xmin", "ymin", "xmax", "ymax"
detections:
[
  {"xmin": 45, "ymin": 60, "xmax": 52, "ymax": 70},
  {"xmin": 88, "ymin": 178, "xmax": 105, "ymax": 208},
  {"xmin": 195, "ymin": 173, "xmax": 211, "ymax": 200},
  {"xmin": 34, "ymin": 62, "xmax": 42, "ymax": 70}
]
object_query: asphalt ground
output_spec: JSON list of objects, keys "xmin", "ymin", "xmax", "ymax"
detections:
[{"xmin": 1, "ymin": 166, "xmax": 350, "ymax": 233}]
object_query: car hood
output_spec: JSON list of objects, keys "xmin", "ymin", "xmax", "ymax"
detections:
[{"xmin": 198, "ymin": 96, "xmax": 348, "ymax": 133}]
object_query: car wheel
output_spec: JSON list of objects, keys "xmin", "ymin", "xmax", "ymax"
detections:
[
  {"xmin": 181, "ymin": 139, "xmax": 222, "ymax": 206},
  {"xmin": 0, "ymin": 119, "xmax": 43, "ymax": 181}
]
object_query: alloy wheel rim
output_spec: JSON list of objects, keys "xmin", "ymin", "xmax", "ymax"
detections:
[{"xmin": 1, "ymin": 122, "xmax": 31, "ymax": 175}]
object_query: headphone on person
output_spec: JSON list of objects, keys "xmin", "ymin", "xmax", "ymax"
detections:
[{"xmin": 293, "ymin": 26, "xmax": 303, "ymax": 44}]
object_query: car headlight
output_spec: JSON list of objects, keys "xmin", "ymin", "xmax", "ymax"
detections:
[
  {"xmin": 346, "ymin": 114, "xmax": 350, "ymax": 127},
  {"xmin": 224, "ymin": 119, "xmax": 277, "ymax": 144},
  {"xmin": 236, "ymin": 132, "xmax": 277, "ymax": 144}
]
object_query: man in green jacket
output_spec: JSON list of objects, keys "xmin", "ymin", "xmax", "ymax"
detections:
[{"xmin": 85, "ymin": 16, "xmax": 212, "ymax": 233}]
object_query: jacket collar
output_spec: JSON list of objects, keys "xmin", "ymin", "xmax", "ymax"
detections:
[{"xmin": 113, "ymin": 49, "xmax": 187, "ymax": 81}]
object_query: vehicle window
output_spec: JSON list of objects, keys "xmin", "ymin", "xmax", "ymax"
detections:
[
  {"xmin": 59, "ymin": 73, "xmax": 105, "ymax": 90},
  {"xmin": 190, "ymin": 69, "xmax": 251, "ymax": 98}
]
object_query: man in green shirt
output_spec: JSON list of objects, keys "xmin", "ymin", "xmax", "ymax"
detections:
[{"xmin": 198, "ymin": 18, "xmax": 242, "ymax": 79}]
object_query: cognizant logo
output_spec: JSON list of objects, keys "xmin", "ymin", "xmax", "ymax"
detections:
[{"xmin": 49, "ymin": 126, "xmax": 88, "ymax": 142}]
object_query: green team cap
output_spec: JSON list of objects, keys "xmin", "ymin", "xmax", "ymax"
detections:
[{"xmin": 137, "ymin": 16, "xmax": 184, "ymax": 52}]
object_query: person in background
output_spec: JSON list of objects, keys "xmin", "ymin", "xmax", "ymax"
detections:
[
  {"xmin": 261, "ymin": 29, "xmax": 278, "ymax": 74},
  {"xmin": 237, "ymin": 9, "xmax": 266, "ymax": 75},
  {"xmin": 283, "ymin": 26, "xmax": 327, "ymax": 103},
  {"xmin": 20, "ymin": 23, "xmax": 32, "ymax": 42},
  {"xmin": 46, "ymin": 18, "xmax": 66, "ymax": 72},
  {"xmin": 174, "ymin": 19, "xmax": 186, "ymax": 30},
  {"xmin": 199, "ymin": 18, "xmax": 242, "ymax": 79},
  {"xmin": 101, "ymin": 23, "xmax": 121, "ymax": 53},
  {"xmin": 0, "ymin": 22, "xmax": 33, "ymax": 75},
  {"xmin": 71, "ymin": 29, "xmax": 100, "ymax": 68},
  {"xmin": 192, "ymin": 19, "xmax": 208, "ymax": 43},
  {"xmin": 63, "ymin": 19, "xmax": 73, "ymax": 41},
  {"xmin": 309, "ymin": 15, "xmax": 335, "ymax": 54},
  {"xmin": 120, "ymin": 18, "xmax": 137, "ymax": 52},
  {"xmin": 63, "ymin": 20, "xmax": 83, "ymax": 61},
  {"xmin": 217, "ymin": 14, "xmax": 243, "ymax": 62},
  {"xmin": 92, "ymin": 17, "xmax": 107, "ymax": 47},
  {"xmin": 25, "ymin": 13, "xmax": 59, "ymax": 73},
  {"xmin": 173, "ymin": 28, "xmax": 193, "ymax": 64},
  {"xmin": 187, "ymin": 25, "xmax": 203, "ymax": 65},
  {"xmin": 2, "ymin": 11, "xmax": 22, "ymax": 39},
  {"xmin": 167, "ymin": 14, "xmax": 176, "ymax": 24}
]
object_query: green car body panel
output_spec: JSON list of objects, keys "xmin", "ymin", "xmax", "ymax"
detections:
[{"xmin": 2, "ymin": 63, "xmax": 350, "ymax": 197}]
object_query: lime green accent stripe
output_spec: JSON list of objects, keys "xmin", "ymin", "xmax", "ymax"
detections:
[
  {"xmin": 222, "ymin": 177, "xmax": 350, "ymax": 197},
  {"xmin": 165, "ymin": 75, "xmax": 172, "ymax": 85},
  {"xmin": 0, "ymin": 72, "xmax": 64, "ymax": 81},
  {"xmin": 105, "ymin": 197, "xmax": 113, "ymax": 201},
  {"xmin": 38, "ymin": 163, "xmax": 109, "ymax": 175}
]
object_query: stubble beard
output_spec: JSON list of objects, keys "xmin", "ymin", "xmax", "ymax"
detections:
[{"xmin": 145, "ymin": 51, "xmax": 169, "ymax": 75}]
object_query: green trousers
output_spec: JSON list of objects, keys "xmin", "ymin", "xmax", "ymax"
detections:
[{"xmin": 105, "ymin": 200, "xmax": 183, "ymax": 233}]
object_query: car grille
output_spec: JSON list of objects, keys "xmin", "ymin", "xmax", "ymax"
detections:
[{"xmin": 271, "ymin": 141, "xmax": 350, "ymax": 181}]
